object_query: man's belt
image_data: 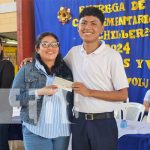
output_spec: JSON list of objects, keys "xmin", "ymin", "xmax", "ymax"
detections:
[{"xmin": 74, "ymin": 111, "xmax": 114, "ymax": 120}]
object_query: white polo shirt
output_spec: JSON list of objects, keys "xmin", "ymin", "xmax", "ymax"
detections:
[{"xmin": 64, "ymin": 40, "xmax": 129, "ymax": 113}]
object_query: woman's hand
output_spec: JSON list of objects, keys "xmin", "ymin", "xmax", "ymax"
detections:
[{"xmin": 37, "ymin": 85, "xmax": 58, "ymax": 96}]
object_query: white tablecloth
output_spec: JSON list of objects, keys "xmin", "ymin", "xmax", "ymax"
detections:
[{"xmin": 117, "ymin": 119, "xmax": 150, "ymax": 138}]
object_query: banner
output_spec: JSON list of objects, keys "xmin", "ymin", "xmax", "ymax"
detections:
[{"xmin": 34, "ymin": 0, "xmax": 150, "ymax": 103}]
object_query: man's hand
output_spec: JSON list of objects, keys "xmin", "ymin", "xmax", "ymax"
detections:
[
  {"xmin": 19, "ymin": 57, "xmax": 33, "ymax": 69},
  {"xmin": 72, "ymin": 82, "xmax": 91, "ymax": 97}
]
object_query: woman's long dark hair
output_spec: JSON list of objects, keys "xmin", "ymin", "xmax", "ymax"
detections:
[{"xmin": 35, "ymin": 32, "xmax": 64, "ymax": 75}]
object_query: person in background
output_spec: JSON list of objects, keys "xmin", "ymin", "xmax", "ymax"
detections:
[
  {"xmin": 64, "ymin": 7, "xmax": 129, "ymax": 150},
  {"xmin": 9, "ymin": 32, "xmax": 73, "ymax": 150},
  {"xmin": 143, "ymin": 89, "xmax": 150, "ymax": 112},
  {"xmin": 0, "ymin": 38, "xmax": 14, "ymax": 150}
]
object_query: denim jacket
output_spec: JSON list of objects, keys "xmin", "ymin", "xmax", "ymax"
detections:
[{"xmin": 9, "ymin": 60, "xmax": 73, "ymax": 125}]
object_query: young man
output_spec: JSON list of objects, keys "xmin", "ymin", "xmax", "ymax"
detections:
[{"xmin": 64, "ymin": 7, "xmax": 129, "ymax": 150}]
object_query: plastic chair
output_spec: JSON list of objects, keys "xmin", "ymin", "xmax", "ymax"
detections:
[
  {"xmin": 114, "ymin": 102, "xmax": 145, "ymax": 121},
  {"xmin": 114, "ymin": 102, "xmax": 124, "ymax": 119},
  {"xmin": 114, "ymin": 98, "xmax": 129, "ymax": 119}
]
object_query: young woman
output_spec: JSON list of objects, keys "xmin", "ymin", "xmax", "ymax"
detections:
[{"xmin": 9, "ymin": 32, "xmax": 73, "ymax": 150}]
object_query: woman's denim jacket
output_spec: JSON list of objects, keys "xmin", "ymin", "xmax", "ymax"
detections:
[{"xmin": 9, "ymin": 60, "xmax": 73, "ymax": 125}]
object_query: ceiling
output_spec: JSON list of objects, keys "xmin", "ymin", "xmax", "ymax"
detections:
[{"xmin": 0, "ymin": 32, "xmax": 17, "ymax": 40}]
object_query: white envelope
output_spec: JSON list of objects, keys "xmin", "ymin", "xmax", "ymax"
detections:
[{"xmin": 53, "ymin": 76, "xmax": 73, "ymax": 91}]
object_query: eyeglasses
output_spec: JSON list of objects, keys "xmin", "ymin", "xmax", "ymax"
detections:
[{"xmin": 40, "ymin": 41, "xmax": 59, "ymax": 48}]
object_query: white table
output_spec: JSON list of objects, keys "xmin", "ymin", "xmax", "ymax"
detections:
[{"xmin": 117, "ymin": 119, "xmax": 150, "ymax": 138}]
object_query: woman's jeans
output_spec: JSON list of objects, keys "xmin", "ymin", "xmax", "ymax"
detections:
[{"xmin": 22, "ymin": 125, "xmax": 70, "ymax": 150}]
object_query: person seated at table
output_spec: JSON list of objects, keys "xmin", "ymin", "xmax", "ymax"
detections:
[
  {"xmin": 142, "ymin": 89, "xmax": 150, "ymax": 122},
  {"xmin": 143, "ymin": 89, "xmax": 150, "ymax": 112},
  {"xmin": 0, "ymin": 38, "xmax": 14, "ymax": 150}
]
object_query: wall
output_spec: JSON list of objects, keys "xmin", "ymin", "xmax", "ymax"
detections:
[
  {"xmin": 0, "ymin": 0, "xmax": 15, "ymax": 4},
  {"xmin": 0, "ymin": 0, "xmax": 16, "ymax": 33},
  {"xmin": 0, "ymin": 12, "xmax": 16, "ymax": 33}
]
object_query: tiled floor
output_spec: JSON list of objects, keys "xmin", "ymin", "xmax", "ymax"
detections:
[{"xmin": 9, "ymin": 141, "xmax": 24, "ymax": 150}]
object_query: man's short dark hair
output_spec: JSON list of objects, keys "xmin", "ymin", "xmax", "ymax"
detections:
[{"xmin": 79, "ymin": 7, "xmax": 105, "ymax": 24}]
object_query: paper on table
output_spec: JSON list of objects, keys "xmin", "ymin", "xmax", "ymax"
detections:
[{"xmin": 53, "ymin": 76, "xmax": 73, "ymax": 91}]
